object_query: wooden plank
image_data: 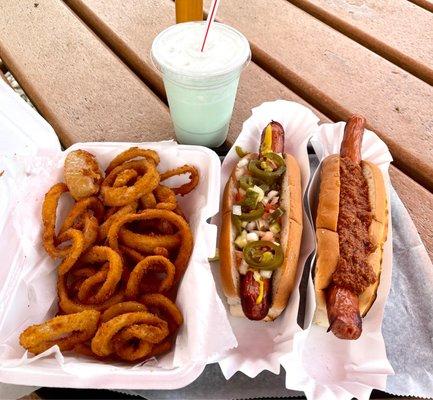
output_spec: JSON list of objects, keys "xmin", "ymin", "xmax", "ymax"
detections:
[
  {"xmin": 0, "ymin": 0, "xmax": 173, "ymax": 147},
  {"xmin": 63, "ymin": 0, "xmax": 433, "ymax": 258},
  {"xmin": 408, "ymin": 0, "xmax": 433, "ymax": 13},
  {"xmin": 204, "ymin": 0, "xmax": 433, "ymax": 192},
  {"xmin": 287, "ymin": 0, "xmax": 433, "ymax": 86},
  {"xmin": 64, "ymin": 0, "xmax": 328, "ymax": 146},
  {"xmin": 389, "ymin": 166, "xmax": 433, "ymax": 261}
]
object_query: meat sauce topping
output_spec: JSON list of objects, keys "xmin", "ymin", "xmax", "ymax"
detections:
[{"xmin": 331, "ymin": 157, "xmax": 376, "ymax": 295}]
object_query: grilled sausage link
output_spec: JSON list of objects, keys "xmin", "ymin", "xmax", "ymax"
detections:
[
  {"xmin": 240, "ymin": 271, "xmax": 271, "ymax": 320},
  {"xmin": 240, "ymin": 121, "xmax": 284, "ymax": 320},
  {"xmin": 326, "ymin": 285, "xmax": 362, "ymax": 339},
  {"xmin": 325, "ymin": 115, "xmax": 365, "ymax": 339},
  {"xmin": 260, "ymin": 121, "xmax": 285, "ymax": 154},
  {"xmin": 340, "ymin": 115, "xmax": 365, "ymax": 163}
]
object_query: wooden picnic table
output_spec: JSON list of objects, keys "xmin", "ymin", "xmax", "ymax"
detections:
[{"xmin": 0, "ymin": 0, "xmax": 432, "ymax": 398}]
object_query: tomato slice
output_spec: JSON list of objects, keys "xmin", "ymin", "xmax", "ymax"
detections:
[
  {"xmin": 264, "ymin": 203, "xmax": 277, "ymax": 214},
  {"xmin": 235, "ymin": 191, "xmax": 245, "ymax": 203}
]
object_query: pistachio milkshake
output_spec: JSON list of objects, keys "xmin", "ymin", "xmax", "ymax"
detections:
[{"xmin": 151, "ymin": 22, "xmax": 250, "ymax": 147}]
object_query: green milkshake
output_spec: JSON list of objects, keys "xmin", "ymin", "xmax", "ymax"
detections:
[{"xmin": 151, "ymin": 22, "xmax": 251, "ymax": 147}]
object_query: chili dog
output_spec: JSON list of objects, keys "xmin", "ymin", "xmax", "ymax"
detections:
[
  {"xmin": 220, "ymin": 121, "xmax": 303, "ymax": 321},
  {"xmin": 314, "ymin": 115, "xmax": 388, "ymax": 339}
]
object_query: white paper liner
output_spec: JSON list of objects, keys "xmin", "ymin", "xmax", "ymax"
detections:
[
  {"xmin": 213, "ymin": 100, "xmax": 320, "ymax": 378},
  {"xmin": 280, "ymin": 122, "xmax": 394, "ymax": 399},
  {"xmin": 0, "ymin": 141, "xmax": 237, "ymax": 390}
]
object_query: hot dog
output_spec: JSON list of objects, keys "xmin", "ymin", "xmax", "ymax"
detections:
[
  {"xmin": 314, "ymin": 115, "xmax": 388, "ymax": 339},
  {"xmin": 219, "ymin": 121, "xmax": 303, "ymax": 321}
]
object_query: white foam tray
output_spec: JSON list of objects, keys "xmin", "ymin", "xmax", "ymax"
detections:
[{"xmin": 0, "ymin": 139, "xmax": 235, "ymax": 390}]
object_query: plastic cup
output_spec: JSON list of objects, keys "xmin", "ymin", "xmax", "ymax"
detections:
[{"xmin": 151, "ymin": 22, "xmax": 251, "ymax": 147}]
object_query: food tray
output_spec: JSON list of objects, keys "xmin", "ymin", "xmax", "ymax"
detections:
[{"xmin": 0, "ymin": 140, "xmax": 236, "ymax": 390}]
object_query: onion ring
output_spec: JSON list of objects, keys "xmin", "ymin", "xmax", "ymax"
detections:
[
  {"xmin": 113, "ymin": 169, "xmax": 138, "ymax": 187},
  {"xmin": 58, "ymin": 274, "xmax": 124, "ymax": 314},
  {"xmin": 126, "ymin": 256, "xmax": 175, "ymax": 298},
  {"xmin": 148, "ymin": 340, "xmax": 172, "ymax": 358},
  {"xmin": 108, "ymin": 210, "xmax": 193, "ymax": 288},
  {"xmin": 78, "ymin": 246, "xmax": 123, "ymax": 304},
  {"xmin": 60, "ymin": 212, "xmax": 98, "ymax": 252},
  {"xmin": 119, "ymin": 245, "xmax": 146, "ymax": 264},
  {"xmin": 112, "ymin": 331, "xmax": 153, "ymax": 361},
  {"xmin": 105, "ymin": 147, "xmax": 160, "ymax": 174},
  {"xmin": 68, "ymin": 266, "xmax": 98, "ymax": 296},
  {"xmin": 101, "ymin": 301, "xmax": 147, "ymax": 323},
  {"xmin": 159, "ymin": 165, "xmax": 199, "ymax": 196},
  {"xmin": 42, "ymin": 183, "xmax": 70, "ymax": 258},
  {"xmin": 19, "ymin": 310, "xmax": 100, "ymax": 354},
  {"xmin": 154, "ymin": 247, "xmax": 169, "ymax": 258},
  {"xmin": 59, "ymin": 197, "xmax": 104, "ymax": 233},
  {"xmin": 57, "ymin": 229, "xmax": 85, "ymax": 276},
  {"xmin": 77, "ymin": 268, "xmax": 108, "ymax": 303},
  {"xmin": 98, "ymin": 202, "xmax": 137, "ymax": 241},
  {"xmin": 91, "ymin": 311, "xmax": 168, "ymax": 358},
  {"xmin": 101, "ymin": 160, "xmax": 160, "ymax": 207},
  {"xmin": 140, "ymin": 192, "xmax": 157, "ymax": 209},
  {"xmin": 80, "ymin": 213, "xmax": 99, "ymax": 250},
  {"xmin": 153, "ymin": 185, "xmax": 177, "ymax": 210},
  {"xmin": 119, "ymin": 228, "xmax": 181, "ymax": 253},
  {"xmin": 141, "ymin": 294, "xmax": 183, "ymax": 334}
]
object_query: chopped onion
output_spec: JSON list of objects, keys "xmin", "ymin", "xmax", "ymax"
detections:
[
  {"xmin": 267, "ymin": 190, "xmax": 279, "ymax": 199},
  {"xmin": 239, "ymin": 260, "xmax": 249, "ymax": 275},
  {"xmin": 232, "ymin": 205, "xmax": 242, "ymax": 216},
  {"xmin": 237, "ymin": 158, "xmax": 249, "ymax": 168},
  {"xmin": 261, "ymin": 231, "xmax": 274, "ymax": 241},
  {"xmin": 246, "ymin": 221, "xmax": 256, "ymax": 231},
  {"xmin": 251, "ymin": 185, "xmax": 265, "ymax": 202},
  {"xmin": 253, "ymin": 270, "xmax": 261, "ymax": 281},
  {"xmin": 246, "ymin": 232, "xmax": 259, "ymax": 242},
  {"xmin": 260, "ymin": 270, "xmax": 273, "ymax": 279},
  {"xmin": 235, "ymin": 168, "xmax": 243, "ymax": 180},
  {"xmin": 270, "ymin": 196, "xmax": 279, "ymax": 205}
]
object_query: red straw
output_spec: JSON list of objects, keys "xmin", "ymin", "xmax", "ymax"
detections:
[{"xmin": 200, "ymin": 0, "xmax": 221, "ymax": 52}]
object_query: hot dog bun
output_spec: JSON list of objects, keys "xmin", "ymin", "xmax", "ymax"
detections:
[
  {"xmin": 314, "ymin": 156, "xmax": 388, "ymax": 326},
  {"xmin": 220, "ymin": 153, "xmax": 303, "ymax": 321}
]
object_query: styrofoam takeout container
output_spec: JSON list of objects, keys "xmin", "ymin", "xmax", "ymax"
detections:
[{"xmin": 0, "ymin": 85, "xmax": 236, "ymax": 390}]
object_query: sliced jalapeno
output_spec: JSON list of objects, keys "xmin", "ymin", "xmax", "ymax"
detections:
[
  {"xmin": 248, "ymin": 152, "xmax": 286, "ymax": 184},
  {"xmin": 232, "ymin": 214, "xmax": 242, "ymax": 235},
  {"xmin": 235, "ymin": 146, "xmax": 249, "ymax": 158},
  {"xmin": 239, "ymin": 175, "xmax": 265, "ymax": 191},
  {"xmin": 238, "ymin": 203, "xmax": 264, "ymax": 221},
  {"xmin": 243, "ymin": 240, "xmax": 283, "ymax": 270}
]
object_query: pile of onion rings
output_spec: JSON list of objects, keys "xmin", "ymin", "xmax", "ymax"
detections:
[{"xmin": 19, "ymin": 147, "xmax": 199, "ymax": 363}]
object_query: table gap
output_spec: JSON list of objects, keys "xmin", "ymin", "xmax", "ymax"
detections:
[
  {"xmin": 284, "ymin": 0, "xmax": 433, "ymax": 86},
  {"xmin": 0, "ymin": 60, "xmax": 8, "ymax": 74},
  {"xmin": 210, "ymin": 25, "xmax": 433, "ymax": 194},
  {"xmin": 407, "ymin": 0, "xmax": 433, "ymax": 13}
]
